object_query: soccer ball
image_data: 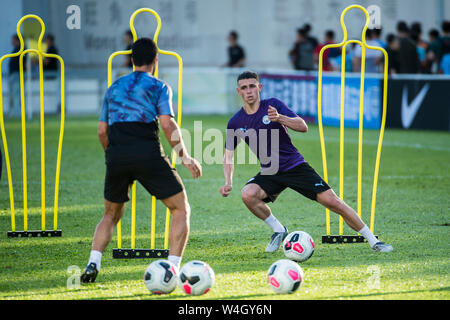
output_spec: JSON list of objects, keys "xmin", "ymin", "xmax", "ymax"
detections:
[
  {"xmin": 144, "ymin": 260, "xmax": 179, "ymax": 294},
  {"xmin": 178, "ymin": 260, "xmax": 215, "ymax": 296},
  {"xmin": 267, "ymin": 259, "xmax": 304, "ymax": 294},
  {"xmin": 283, "ymin": 231, "xmax": 315, "ymax": 262}
]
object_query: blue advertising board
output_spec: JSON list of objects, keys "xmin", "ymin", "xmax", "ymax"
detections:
[{"xmin": 259, "ymin": 73, "xmax": 382, "ymax": 129}]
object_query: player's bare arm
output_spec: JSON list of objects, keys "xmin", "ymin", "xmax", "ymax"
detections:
[
  {"xmin": 159, "ymin": 114, "xmax": 202, "ymax": 179},
  {"xmin": 98, "ymin": 121, "xmax": 109, "ymax": 151},
  {"xmin": 220, "ymin": 148, "xmax": 234, "ymax": 197},
  {"xmin": 268, "ymin": 105, "xmax": 308, "ymax": 132}
]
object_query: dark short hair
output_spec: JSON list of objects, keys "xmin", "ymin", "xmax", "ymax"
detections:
[
  {"xmin": 297, "ymin": 28, "xmax": 308, "ymax": 37},
  {"xmin": 429, "ymin": 29, "xmax": 440, "ymax": 38},
  {"xmin": 237, "ymin": 71, "xmax": 259, "ymax": 84},
  {"xmin": 125, "ymin": 29, "xmax": 133, "ymax": 38},
  {"xmin": 45, "ymin": 33, "xmax": 55, "ymax": 42},
  {"xmin": 373, "ymin": 27, "xmax": 382, "ymax": 37},
  {"xmin": 443, "ymin": 21, "xmax": 450, "ymax": 33},
  {"xmin": 325, "ymin": 30, "xmax": 335, "ymax": 40},
  {"xmin": 229, "ymin": 30, "xmax": 238, "ymax": 40},
  {"xmin": 386, "ymin": 33, "xmax": 396, "ymax": 44},
  {"xmin": 302, "ymin": 23, "xmax": 311, "ymax": 33},
  {"xmin": 411, "ymin": 22, "xmax": 422, "ymax": 34},
  {"xmin": 131, "ymin": 38, "xmax": 157, "ymax": 67},
  {"xmin": 397, "ymin": 21, "xmax": 409, "ymax": 33}
]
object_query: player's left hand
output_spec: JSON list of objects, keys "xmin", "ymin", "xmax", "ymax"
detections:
[
  {"xmin": 268, "ymin": 105, "xmax": 279, "ymax": 122},
  {"xmin": 181, "ymin": 155, "xmax": 202, "ymax": 179}
]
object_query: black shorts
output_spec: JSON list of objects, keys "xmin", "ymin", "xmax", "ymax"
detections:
[
  {"xmin": 245, "ymin": 162, "xmax": 330, "ymax": 202},
  {"xmin": 104, "ymin": 156, "xmax": 184, "ymax": 203}
]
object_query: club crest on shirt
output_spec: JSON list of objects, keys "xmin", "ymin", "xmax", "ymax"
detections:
[{"xmin": 262, "ymin": 115, "xmax": 270, "ymax": 125}]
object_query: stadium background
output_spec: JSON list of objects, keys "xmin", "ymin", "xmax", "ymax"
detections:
[{"xmin": 1, "ymin": 0, "xmax": 449, "ymax": 131}]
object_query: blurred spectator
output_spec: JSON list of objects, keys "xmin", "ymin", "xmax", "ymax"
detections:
[
  {"xmin": 396, "ymin": 21, "xmax": 420, "ymax": 73},
  {"xmin": 121, "ymin": 30, "xmax": 133, "ymax": 68},
  {"xmin": 386, "ymin": 33, "xmax": 400, "ymax": 74},
  {"xmin": 411, "ymin": 22, "xmax": 428, "ymax": 51},
  {"xmin": 411, "ymin": 22, "xmax": 429, "ymax": 73},
  {"xmin": 330, "ymin": 43, "xmax": 354, "ymax": 72},
  {"xmin": 427, "ymin": 29, "xmax": 441, "ymax": 73},
  {"xmin": 314, "ymin": 30, "xmax": 340, "ymax": 71},
  {"xmin": 353, "ymin": 29, "xmax": 383, "ymax": 73},
  {"xmin": 372, "ymin": 27, "xmax": 387, "ymax": 49},
  {"xmin": 8, "ymin": 34, "xmax": 27, "ymax": 117},
  {"xmin": 411, "ymin": 31, "xmax": 427, "ymax": 73},
  {"xmin": 301, "ymin": 23, "xmax": 319, "ymax": 50},
  {"xmin": 289, "ymin": 28, "xmax": 315, "ymax": 71},
  {"xmin": 440, "ymin": 21, "xmax": 450, "ymax": 74},
  {"xmin": 223, "ymin": 31, "xmax": 245, "ymax": 68},
  {"xmin": 8, "ymin": 34, "xmax": 26, "ymax": 74},
  {"xmin": 43, "ymin": 33, "xmax": 59, "ymax": 78}
]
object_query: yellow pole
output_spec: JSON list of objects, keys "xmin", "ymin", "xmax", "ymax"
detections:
[
  {"xmin": 108, "ymin": 8, "xmax": 183, "ymax": 250},
  {"xmin": 131, "ymin": 182, "xmax": 136, "ymax": 249},
  {"xmin": 163, "ymin": 49, "xmax": 183, "ymax": 250},
  {"xmin": 107, "ymin": 50, "xmax": 128, "ymax": 249},
  {"xmin": 318, "ymin": 5, "xmax": 387, "ymax": 237},
  {"xmin": 0, "ymin": 52, "xmax": 16, "ymax": 230},
  {"xmin": 130, "ymin": 8, "xmax": 183, "ymax": 251},
  {"xmin": 368, "ymin": 51, "xmax": 389, "ymax": 233},
  {"xmin": 19, "ymin": 51, "xmax": 28, "ymax": 231},
  {"xmin": 150, "ymin": 194, "xmax": 156, "ymax": 249},
  {"xmin": 0, "ymin": 15, "xmax": 65, "ymax": 234},
  {"xmin": 338, "ymin": 43, "xmax": 347, "ymax": 236},
  {"xmin": 317, "ymin": 46, "xmax": 330, "ymax": 235},
  {"xmin": 38, "ymin": 52, "xmax": 46, "ymax": 231},
  {"xmin": 49, "ymin": 53, "xmax": 65, "ymax": 231},
  {"xmin": 357, "ymin": 48, "xmax": 365, "ymax": 220},
  {"xmin": 0, "ymin": 15, "xmax": 32, "ymax": 232}
]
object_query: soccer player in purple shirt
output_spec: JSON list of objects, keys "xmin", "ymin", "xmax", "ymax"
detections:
[{"xmin": 220, "ymin": 71, "xmax": 393, "ymax": 253}]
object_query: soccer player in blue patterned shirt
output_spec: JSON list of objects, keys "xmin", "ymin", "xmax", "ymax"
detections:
[{"xmin": 81, "ymin": 38, "xmax": 202, "ymax": 283}]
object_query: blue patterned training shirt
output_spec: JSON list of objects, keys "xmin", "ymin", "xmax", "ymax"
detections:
[{"xmin": 99, "ymin": 71, "xmax": 174, "ymax": 164}]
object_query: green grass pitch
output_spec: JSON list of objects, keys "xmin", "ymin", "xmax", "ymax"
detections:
[{"xmin": 0, "ymin": 115, "xmax": 449, "ymax": 300}]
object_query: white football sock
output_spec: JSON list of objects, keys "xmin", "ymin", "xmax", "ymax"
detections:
[
  {"xmin": 88, "ymin": 250, "xmax": 102, "ymax": 270},
  {"xmin": 358, "ymin": 225, "xmax": 379, "ymax": 247},
  {"xmin": 168, "ymin": 255, "xmax": 181, "ymax": 269},
  {"xmin": 264, "ymin": 214, "xmax": 285, "ymax": 232}
]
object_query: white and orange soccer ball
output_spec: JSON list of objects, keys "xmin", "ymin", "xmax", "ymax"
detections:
[
  {"xmin": 144, "ymin": 260, "xmax": 179, "ymax": 294},
  {"xmin": 267, "ymin": 259, "xmax": 304, "ymax": 294},
  {"xmin": 282, "ymin": 231, "xmax": 315, "ymax": 262},
  {"xmin": 178, "ymin": 260, "xmax": 215, "ymax": 296}
]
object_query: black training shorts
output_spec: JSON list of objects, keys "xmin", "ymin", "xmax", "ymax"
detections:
[
  {"xmin": 245, "ymin": 162, "xmax": 330, "ymax": 202},
  {"xmin": 104, "ymin": 155, "xmax": 184, "ymax": 203}
]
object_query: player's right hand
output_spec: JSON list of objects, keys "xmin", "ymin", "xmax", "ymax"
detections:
[
  {"xmin": 219, "ymin": 184, "xmax": 232, "ymax": 197},
  {"xmin": 182, "ymin": 156, "xmax": 202, "ymax": 179}
]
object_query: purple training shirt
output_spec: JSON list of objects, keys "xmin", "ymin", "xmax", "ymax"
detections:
[{"xmin": 225, "ymin": 98, "xmax": 305, "ymax": 175}]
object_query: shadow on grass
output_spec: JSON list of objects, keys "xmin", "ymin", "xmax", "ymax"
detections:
[
  {"xmin": 316, "ymin": 286, "xmax": 450, "ymax": 300},
  {"xmin": 0, "ymin": 230, "xmax": 447, "ymax": 297},
  {"xmin": 82, "ymin": 292, "xmax": 272, "ymax": 300}
]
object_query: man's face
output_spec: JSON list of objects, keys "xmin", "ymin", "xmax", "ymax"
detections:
[
  {"xmin": 11, "ymin": 36, "xmax": 19, "ymax": 47},
  {"xmin": 236, "ymin": 78, "xmax": 262, "ymax": 105},
  {"xmin": 123, "ymin": 34, "xmax": 132, "ymax": 45},
  {"xmin": 228, "ymin": 35, "xmax": 236, "ymax": 45}
]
